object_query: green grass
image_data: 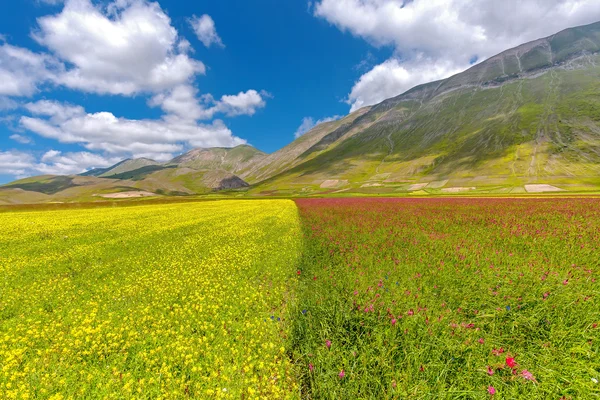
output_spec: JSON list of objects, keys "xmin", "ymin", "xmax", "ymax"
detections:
[
  {"xmin": 290, "ymin": 198, "xmax": 600, "ymax": 399},
  {"xmin": 1, "ymin": 197, "xmax": 599, "ymax": 398}
]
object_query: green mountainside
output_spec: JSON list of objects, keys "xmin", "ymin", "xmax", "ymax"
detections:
[
  {"xmin": 99, "ymin": 158, "xmax": 161, "ymax": 178},
  {"xmin": 249, "ymin": 21, "xmax": 600, "ymax": 195}
]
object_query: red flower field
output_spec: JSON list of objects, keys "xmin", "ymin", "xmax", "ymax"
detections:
[{"xmin": 290, "ymin": 198, "xmax": 600, "ymax": 398}]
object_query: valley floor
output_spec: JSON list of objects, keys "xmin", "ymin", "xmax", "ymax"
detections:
[{"xmin": 0, "ymin": 198, "xmax": 598, "ymax": 398}]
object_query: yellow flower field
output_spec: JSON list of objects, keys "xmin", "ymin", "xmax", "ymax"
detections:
[{"xmin": 0, "ymin": 200, "xmax": 302, "ymax": 399}]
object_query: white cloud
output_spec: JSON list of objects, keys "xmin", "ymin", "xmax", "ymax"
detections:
[
  {"xmin": 348, "ymin": 57, "xmax": 462, "ymax": 111},
  {"xmin": 149, "ymin": 86, "xmax": 268, "ymax": 120},
  {"xmin": 189, "ymin": 14, "xmax": 224, "ymax": 48},
  {"xmin": 0, "ymin": 96, "xmax": 18, "ymax": 110},
  {"xmin": 218, "ymin": 90, "xmax": 267, "ymax": 117},
  {"xmin": 294, "ymin": 115, "xmax": 341, "ymax": 138},
  {"xmin": 0, "ymin": 151, "xmax": 35, "ymax": 177},
  {"xmin": 149, "ymin": 85, "xmax": 214, "ymax": 121},
  {"xmin": 33, "ymin": 0, "xmax": 205, "ymax": 95},
  {"xmin": 314, "ymin": 0, "xmax": 600, "ymax": 110},
  {"xmin": 9, "ymin": 134, "xmax": 32, "ymax": 144},
  {"xmin": 20, "ymin": 100, "xmax": 246, "ymax": 160},
  {"xmin": 0, "ymin": 149, "xmax": 120, "ymax": 178},
  {"xmin": 36, "ymin": 150, "xmax": 121, "ymax": 175},
  {"xmin": 25, "ymin": 100, "xmax": 85, "ymax": 122},
  {"xmin": 0, "ymin": 44, "xmax": 59, "ymax": 97}
]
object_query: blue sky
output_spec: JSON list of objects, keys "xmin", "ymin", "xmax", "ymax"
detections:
[{"xmin": 1, "ymin": 0, "xmax": 600, "ymax": 183}]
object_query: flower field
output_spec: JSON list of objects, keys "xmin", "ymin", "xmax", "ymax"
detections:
[
  {"xmin": 291, "ymin": 198, "xmax": 600, "ymax": 398},
  {"xmin": 0, "ymin": 200, "xmax": 302, "ymax": 399},
  {"xmin": 1, "ymin": 197, "xmax": 599, "ymax": 399}
]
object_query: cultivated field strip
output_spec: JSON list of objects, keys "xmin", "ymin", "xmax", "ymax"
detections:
[{"xmin": 0, "ymin": 200, "xmax": 302, "ymax": 399}]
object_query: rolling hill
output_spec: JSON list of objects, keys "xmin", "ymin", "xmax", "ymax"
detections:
[{"xmin": 0, "ymin": 147, "xmax": 259, "ymax": 204}]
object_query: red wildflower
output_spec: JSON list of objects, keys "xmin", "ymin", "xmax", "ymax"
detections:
[{"xmin": 505, "ymin": 357, "xmax": 517, "ymax": 368}]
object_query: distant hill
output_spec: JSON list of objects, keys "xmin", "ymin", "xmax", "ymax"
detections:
[
  {"xmin": 171, "ymin": 144, "xmax": 267, "ymax": 176},
  {"xmin": 99, "ymin": 158, "xmax": 162, "ymax": 178},
  {"xmin": 0, "ymin": 146, "xmax": 259, "ymax": 203}
]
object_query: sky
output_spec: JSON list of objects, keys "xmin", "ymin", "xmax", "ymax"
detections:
[{"xmin": 2, "ymin": 0, "xmax": 600, "ymax": 183}]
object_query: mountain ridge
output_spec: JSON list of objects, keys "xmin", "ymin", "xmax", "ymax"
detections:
[{"xmin": 4, "ymin": 21, "xmax": 600, "ymax": 202}]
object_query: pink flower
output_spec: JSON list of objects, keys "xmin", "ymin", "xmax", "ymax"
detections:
[
  {"xmin": 492, "ymin": 347, "xmax": 505, "ymax": 356},
  {"xmin": 325, "ymin": 340, "xmax": 331, "ymax": 349},
  {"xmin": 391, "ymin": 318, "xmax": 397, "ymax": 326},
  {"xmin": 487, "ymin": 366, "xmax": 494, "ymax": 376},
  {"xmin": 407, "ymin": 309, "xmax": 414, "ymax": 316},
  {"xmin": 338, "ymin": 370, "xmax": 345, "ymax": 378},
  {"xmin": 562, "ymin": 279, "xmax": 569, "ymax": 285},
  {"xmin": 478, "ymin": 338, "xmax": 485, "ymax": 344},
  {"xmin": 309, "ymin": 363, "xmax": 314, "ymax": 372},
  {"xmin": 488, "ymin": 386, "xmax": 496, "ymax": 395},
  {"xmin": 521, "ymin": 369, "xmax": 536, "ymax": 382},
  {"xmin": 505, "ymin": 357, "xmax": 517, "ymax": 368}
]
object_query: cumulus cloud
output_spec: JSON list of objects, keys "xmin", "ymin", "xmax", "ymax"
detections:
[
  {"xmin": 294, "ymin": 115, "xmax": 341, "ymax": 138},
  {"xmin": 0, "ymin": 149, "xmax": 120, "ymax": 178},
  {"xmin": 9, "ymin": 134, "xmax": 32, "ymax": 144},
  {"xmin": 218, "ymin": 90, "xmax": 268, "ymax": 117},
  {"xmin": 25, "ymin": 100, "xmax": 85, "ymax": 122},
  {"xmin": 149, "ymin": 86, "xmax": 268, "ymax": 120},
  {"xmin": 33, "ymin": 0, "xmax": 205, "ymax": 95},
  {"xmin": 348, "ymin": 58, "xmax": 462, "ymax": 111},
  {"xmin": 0, "ymin": 151, "xmax": 36, "ymax": 177},
  {"xmin": 36, "ymin": 150, "xmax": 121, "ymax": 175},
  {"xmin": 20, "ymin": 100, "xmax": 246, "ymax": 161},
  {"xmin": 314, "ymin": 0, "xmax": 600, "ymax": 110},
  {"xmin": 0, "ymin": 44, "xmax": 59, "ymax": 97},
  {"xmin": 189, "ymin": 14, "xmax": 225, "ymax": 48}
]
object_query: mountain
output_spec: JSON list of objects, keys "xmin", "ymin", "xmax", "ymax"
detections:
[
  {"xmin": 239, "ymin": 108, "xmax": 372, "ymax": 184},
  {"xmin": 98, "ymin": 158, "xmax": 162, "ymax": 178},
  {"xmin": 249, "ymin": 21, "xmax": 600, "ymax": 194},
  {"xmin": 170, "ymin": 145, "xmax": 267, "ymax": 176},
  {"xmin": 4, "ymin": 21, "xmax": 600, "ymax": 203},
  {"xmin": 0, "ymin": 147, "xmax": 259, "ymax": 203}
]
